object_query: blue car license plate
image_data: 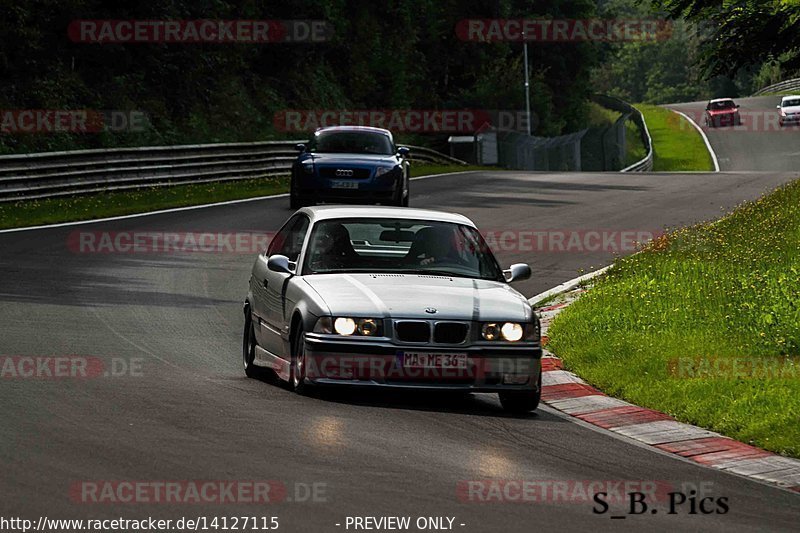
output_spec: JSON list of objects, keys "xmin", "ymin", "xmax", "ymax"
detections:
[{"xmin": 331, "ymin": 180, "xmax": 358, "ymax": 189}]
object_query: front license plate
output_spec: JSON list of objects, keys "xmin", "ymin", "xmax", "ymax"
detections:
[
  {"xmin": 331, "ymin": 180, "xmax": 358, "ymax": 189},
  {"xmin": 402, "ymin": 352, "xmax": 467, "ymax": 369}
]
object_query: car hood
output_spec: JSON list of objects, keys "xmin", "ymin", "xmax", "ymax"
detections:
[
  {"xmin": 708, "ymin": 108, "xmax": 736, "ymax": 115},
  {"xmin": 781, "ymin": 105, "xmax": 800, "ymax": 115},
  {"xmin": 304, "ymin": 153, "xmax": 397, "ymax": 166},
  {"xmin": 302, "ymin": 273, "xmax": 532, "ymax": 322}
]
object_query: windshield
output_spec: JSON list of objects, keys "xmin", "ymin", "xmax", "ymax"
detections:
[
  {"xmin": 709, "ymin": 100, "xmax": 735, "ymax": 110},
  {"xmin": 302, "ymin": 218, "xmax": 505, "ymax": 281},
  {"xmin": 782, "ymin": 99, "xmax": 800, "ymax": 107},
  {"xmin": 309, "ymin": 131, "xmax": 394, "ymax": 155}
]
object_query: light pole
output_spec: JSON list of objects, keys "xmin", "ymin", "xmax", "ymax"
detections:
[{"xmin": 522, "ymin": 31, "xmax": 531, "ymax": 136}]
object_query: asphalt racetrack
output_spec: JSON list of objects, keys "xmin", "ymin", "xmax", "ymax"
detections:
[
  {"xmin": 2, "ymin": 165, "xmax": 799, "ymax": 531},
  {"xmin": 667, "ymin": 95, "xmax": 800, "ymax": 172}
]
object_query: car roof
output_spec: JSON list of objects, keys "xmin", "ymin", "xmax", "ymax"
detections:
[
  {"xmin": 781, "ymin": 95, "xmax": 800, "ymax": 102},
  {"xmin": 709, "ymin": 98, "xmax": 735, "ymax": 103},
  {"xmin": 315, "ymin": 125, "xmax": 392, "ymax": 135},
  {"xmin": 297, "ymin": 206, "xmax": 476, "ymax": 227}
]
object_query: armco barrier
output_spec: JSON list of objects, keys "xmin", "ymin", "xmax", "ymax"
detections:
[
  {"xmin": 592, "ymin": 95, "xmax": 653, "ymax": 172},
  {"xmin": 753, "ymin": 78, "xmax": 800, "ymax": 96},
  {"xmin": 0, "ymin": 141, "xmax": 466, "ymax": 202}
]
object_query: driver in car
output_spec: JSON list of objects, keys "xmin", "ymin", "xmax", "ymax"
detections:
[
  {"xmin": 407, "ymin": 226, "xmax": 463, "ymax": 266},
  {"xmin": 308, "ymin": 223, "xmax": 357, "ymax": 271}
]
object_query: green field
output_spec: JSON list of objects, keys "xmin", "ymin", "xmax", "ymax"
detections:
[
  {"xmin": 548, "ymin": 179, "xmax": 800, "ymax": 457},
  {"xmin": 0, "ymin": 164, "xmax": 487, "ymax": 230},
  {"xmin": 636, "ymin": 104, "xmax": 714, "ymax": 171}
]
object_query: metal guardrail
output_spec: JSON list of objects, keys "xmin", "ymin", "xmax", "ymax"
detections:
[
  {"xmin": 753, "ymin": 78, "xmax": 800, "ymax": 96},
  {"xmin": 0, "ymin": 141, "xmax": 466, "ymax": 202},
  {"xmin": 593, "ymin": 95, "xmax": 653, "ymax": 172}
]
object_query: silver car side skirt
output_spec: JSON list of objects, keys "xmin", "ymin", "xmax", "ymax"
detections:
[{"xmin": 254, "ymin": 344, "xmax": 291, "ymax": 381}]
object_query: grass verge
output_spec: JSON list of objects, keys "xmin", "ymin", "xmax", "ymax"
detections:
[
  {"xmin": 548, "ymin": 179, "xmax": 800, "ymax": 457},
  {"xmin": 585, "ymin": 102, "xmax": 647, "ymax": 169},
  {"xmin": 636, "ymin": 104, "xmax": 714, "ymax": 171},
  {"xmin": 0, "ymin": 164, "xmax": 489, "ymax": 230},
  {"xmin": 624, "ymin": 119, "xmax": 647, "ymax": 167}
]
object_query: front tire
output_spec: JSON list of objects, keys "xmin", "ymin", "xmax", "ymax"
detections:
[
  {"xmin": 392, "ymin": 174, "xmax": 410, "ymax": 207},
  {"xmin": 290, "ymin": 328, "xmax": 311, "ymax": 394},
  {"xmin": 498, "ymin": 372, "xmax": 542, "ymax": 414},
  {"xmin": 242, "ymin": 311, "xmax": 261, "ymax": 378}
]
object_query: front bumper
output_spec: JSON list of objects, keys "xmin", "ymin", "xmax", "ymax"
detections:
[
  {"xmin": 302, "ymin": 335, "xmax": 542, "ymax": 392},
  {"xmin": 294, "ymin": 168, "xmax": 400, "ymax": 203},
  {"xmin": 707, "ymin": 113, "xmax": 738, "ymax": 126}
]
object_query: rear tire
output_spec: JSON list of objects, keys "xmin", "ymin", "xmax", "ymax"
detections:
[{"xmin": 498, "ymin": 372, "xmax": 542, "ymax": 414}]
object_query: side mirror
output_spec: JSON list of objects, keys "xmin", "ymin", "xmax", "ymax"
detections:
[
  {"xmin": 295, "ymin": 143, "xmax": 307, "ymax": 152},
  {"xmin": 267, "ymin": 254, "xmax": 293, "ymax": 275},
  {"xmin": 503, "ymin": 263, "xmax": 531, "ymax": 283},
  {"xmin": 397, "ymin": 146, "xmax": 410, "ymax": 157},
  {"xmin": 736, "ymin": 104, "xmax": 740, "ymax": 108},
  {"xmin": 777, "ymin": 105, "xmax": 782, "ymax": 109}
]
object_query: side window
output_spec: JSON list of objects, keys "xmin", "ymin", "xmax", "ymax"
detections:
[{"xmin": 267, "ymin": 215, "xmax": 309, "ymax": 262}]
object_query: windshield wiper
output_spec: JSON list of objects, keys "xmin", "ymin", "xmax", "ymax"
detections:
[{"xmin": 403, "ymin": 269, "xmax": 472, "ymax": 279}]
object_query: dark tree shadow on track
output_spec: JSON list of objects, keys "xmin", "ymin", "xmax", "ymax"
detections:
[{"xmin": 0, "ymin": 254, "xmax": 238, "ymax": 308}]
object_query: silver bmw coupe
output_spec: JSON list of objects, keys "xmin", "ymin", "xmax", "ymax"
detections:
[{"xmin": 243, "ymin": 206, "xmax": 542, "ymax": 412}]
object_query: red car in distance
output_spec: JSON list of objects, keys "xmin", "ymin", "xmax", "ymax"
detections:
[{"xmin": 704, "ymin": 98, "xmax": 741, "ymax": 127}]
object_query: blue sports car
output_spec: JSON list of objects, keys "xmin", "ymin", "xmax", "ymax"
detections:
[{"xmin": 290, "ymin": 126, "xmax": 411, "ymax": 209}]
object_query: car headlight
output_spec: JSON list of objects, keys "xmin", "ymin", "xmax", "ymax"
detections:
[
  {"xmin": 501, "ymin": 322, "xmax": 524, "ymax": 342},
  {"xmin": 334, "ymin": 317, "xmax": 357, "ymax": 335},
  {"xmin": 314, "ymin": 317, "xmax": 382, "ymax": 336},
  {"xmin": 357, "ymin": 318, "xmax": 379, "ymax": 336},
  {"xmin": 481, "ymin": 323, "xmax": 501, "ymax": 341},
  {"xmin": 481, "ymin": 322, "xmax": 529, "ymax": 342},
  {"xmin": 302, "ymin": 163, "xmax": 314, "ymax": 174},
  {"xmin": 374, "ymin": 166, "xmax": 395, "ymax": 177}
]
